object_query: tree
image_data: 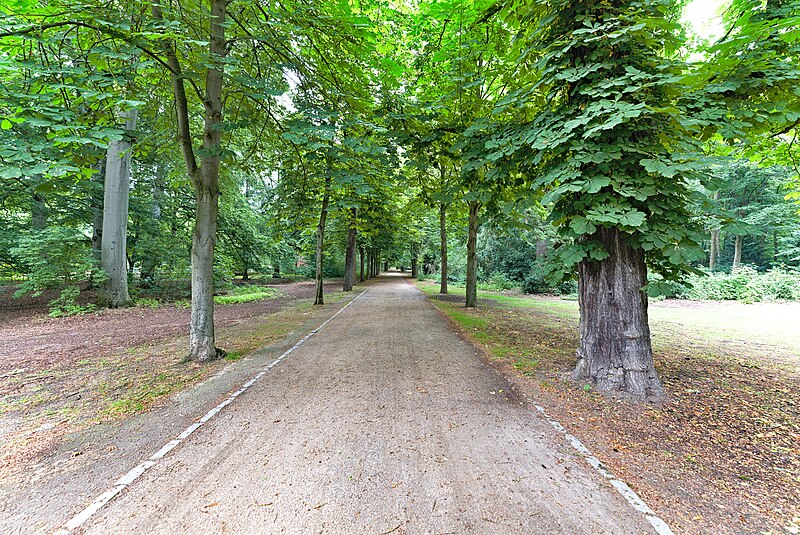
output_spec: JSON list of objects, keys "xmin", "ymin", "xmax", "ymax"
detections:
[{"xmin": 99, "ymin": 108, "xmax": 137, "ymax": 307}]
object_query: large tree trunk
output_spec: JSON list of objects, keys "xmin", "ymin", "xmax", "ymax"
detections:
[
  {"xmin": 573, "ymin": 227, "xmax": 664, "ymax": 399},
  {"xmin": 410, "ymin": 247, "xmax": 418, "ymax": 278},
  {"xmin": 315, "ymin": 173, "xmax": 332, "ymax": 305},
  {"xmin": 99, "ymin": 108, "xmax": 137, "ymax": 308},
  {"xmin": 343, "ymin": 207, "xmax": 357, "ymax": 291},
  {"xmin": 359, "ymin": 245, "xmax": 365, "ymax": 282},
  {"xmin": 465, "ymin": 201, "xmax": 480, "ymax": 308},
  {"xmin": 439, "ymin": 203, "xmax": 448, "ymax": 294},
  {"xmin": 732, "ymin": 234, "xmax": 743, "ymax": 271}
]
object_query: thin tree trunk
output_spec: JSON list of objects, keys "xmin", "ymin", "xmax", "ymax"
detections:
[
  {"xmin": 410, "ymin": 248, "xmax": 418, "ymax": 278},
  {"xmin": 139, "ymin": 180, "xmax": 162, "ymax": 287},
  {"xmin": 359, "ymin": 245, "xmax": 365, "ymax": 282},
  {"xmin": 439, "ymin": 203, "xmax": 448, "ymax": 294},
  {"xmin": 709, "ymin": 229, "xmax": 720, "ymax": 271},
  {"xmin": 573, "ymin": 227, "xmax": 664, "ymax": 399},
  {"xmin": 709, "ymin": 191, "xmax": 720, "ymax": 271},
  {"xmin": 315, "ymin": 173, "xmax": 332, "ymax": 305},
  {"xmin": 99, "ymin": 108, "xmax": 137, "ymax": 308},
  {"xmin": 732, "ymin": 235, "xmax": 743, "ymax": 271},
  {"xmin": 91, "ymin": 158, "xmax": 105, "ymax": 264},
  {"xmin": 153, "ymin": 0, "xmax": 227, "ymax": 360},
  {"xmin": 31, "ymin": 192, "xmax": 47, "ymax": 230},
  {"xmin": 343, "ymin": 207, "xmax": 357, "ymax": 291},
  {"xmin": 465, "ymin": 201, "xmax": 480, "ymax": 308}
]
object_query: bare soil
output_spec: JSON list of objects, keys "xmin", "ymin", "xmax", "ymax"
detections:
[
  {"xmin": 75, "ymin": 274, "xmax": 651, "ymax": 534},
  {"xmin": 423, "ymin": 286, "xmax": 800, "ymax": 534},
  {"xmin": 0, "ymin": 280, "xmax": 342, "ymax": 481}
]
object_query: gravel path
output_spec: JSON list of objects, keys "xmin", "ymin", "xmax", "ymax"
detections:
[{"xmin": 67, "ymin": 273, "xmax": 652, "ymax": 534}]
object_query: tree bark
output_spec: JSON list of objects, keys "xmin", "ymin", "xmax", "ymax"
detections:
[
  {"xmin": 732, "ymin": 234, "xmax": 743, "ymax": 271},
  {"xmin": 359, "ymin": 245, "xmax": 365, "ymax": 282},
  {"xmin": 343, "ymin": 207, "xmax": 357, "ymax": 291},
  {"xmin": 410, "ymin": 248, "xmax": 418, "ymax": 278},
  {"xmin": 99, "ymin": 108, "xmax": 137, "ymax": 308},
  {"xmin": 153, "ymin": 0, "xmax": 227, "ymax": 360},
  {"xmin": 314, "ymin": 172, "xmax": 332, "ymax": 305},
  {"xmin": 465, "ymin": 201, "xmax": 480, "ymax": 308},
  {"xmin": 439, "ymin": 203, "xmax": 448, "ymax": 294},
  {"xmin": 573, "ymin": 227, "xmax": 664, "ymax": 399}
]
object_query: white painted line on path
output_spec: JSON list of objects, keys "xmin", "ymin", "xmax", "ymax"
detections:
[
  {"xmin": 531, "ymin": 403, "xmax": 675, "ymax": 535},
  {"xmin": 53, "ymin": 286, "xmax": 371, "ymax": 535},
  {"xmin": 411, "ymin": 281, "xmax": 674, "ymax": 535}
]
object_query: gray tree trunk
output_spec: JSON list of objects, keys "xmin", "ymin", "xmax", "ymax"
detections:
[
  {"xmin": 410, "ymin": 248, "xmax": 418, "ymax": 278},
  {"xmin": 343, "ymin": 207, "xmax": 357, "ymax": 291},
  {"xmin": 439, "ymin": 203, "xmax": 448, "ymax": 294},
  {"xmin": 465, "ymin": 201, "xmax": 480, "ymax": 308},
  {"xmin": 573, "ymin": 227, "xmax": 664, "ymax": 399},
  {"xmin": 99, "ymin": 108, "xmax": 137, "ymax": 308},
  {"xmin": 153, "ymin": 0, "xmax": 227, "ymax": 360},
  {"xmin": 315, "ymin": 173, "xmax": 332, "ymax": 305},
  {"xmin": 732, "ymin": 235, "xmax": 743, "ymax": 271}
]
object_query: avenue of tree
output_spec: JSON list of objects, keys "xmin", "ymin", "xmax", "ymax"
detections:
[{"xmin": 1, "ymin": 0, "xmax": 799, "ymax": 398}]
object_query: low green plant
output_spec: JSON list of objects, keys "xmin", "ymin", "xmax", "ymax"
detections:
[
  {"xmin": 48, "ymin": 286, "xmax": 97, "ymax": 317},
  {"xmin": 214, "ymin": 285, "xmax": 279, "ymax": 305},
  {"xmin": 679, "ymin": 266, "xmax": 800, "ymax": 302},
  {"xmin": 135, "ymin": 297, "xmax": 161, "ymax": 308}
]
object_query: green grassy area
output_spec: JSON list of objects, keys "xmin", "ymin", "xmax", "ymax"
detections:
[
  {"xmin": 416, "ymin": 280, "xmax": 800, "ymax": 364},
  {"xmin": 214, "ymin": 286, "xmax": 281, "ymax": 305}
]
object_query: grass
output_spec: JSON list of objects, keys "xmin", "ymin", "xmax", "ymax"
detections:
[{"xmin": 214, "ymin": 286, "xmax": 280, "ymax": 305}]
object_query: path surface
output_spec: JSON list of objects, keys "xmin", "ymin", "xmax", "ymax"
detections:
[{"xmin": 70, "ymin": 273, "xmax": 651, "ymax": 534}]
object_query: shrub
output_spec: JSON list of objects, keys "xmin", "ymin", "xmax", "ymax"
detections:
[
  {"xmin": 11, "ymin": 228, "xmax": 102, "ymax": 315},
  {"xmin": 681, "ymin": 266, "xmax": 800, "ymax": 302}
]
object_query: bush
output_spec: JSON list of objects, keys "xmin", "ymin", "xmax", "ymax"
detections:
[
  {"xmin": 681, "ymin": 266, "xmax": 800, "ymax": 303},
  {"xmin": 11, "ymin": 228, "xmax": 101, "ymax": 315}
]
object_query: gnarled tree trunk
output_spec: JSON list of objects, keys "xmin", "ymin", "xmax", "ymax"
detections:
[
  {"xmin": 439, "ymin": 203, "xmax": 448, "ymax": 294},
  {"xmin": 573, "ymin": 227, "xmax": 664, "ymax": 399},
  {"xmin": 99, "ymin": 108, "xmax": 137, "ymax": 308},
  {"xmin": 465, "ymin": 201, "xmax": 480, "ymax": 308}
]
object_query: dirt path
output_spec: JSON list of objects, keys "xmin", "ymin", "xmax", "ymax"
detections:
[{"xmin": 17, "ymin": 274, "xmax": 656, "ymax": 534}]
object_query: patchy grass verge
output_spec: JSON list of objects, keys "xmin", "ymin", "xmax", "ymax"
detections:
[{"xmin": 416, "ymin": 280, "xmax": 800, "ymax": 535}]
